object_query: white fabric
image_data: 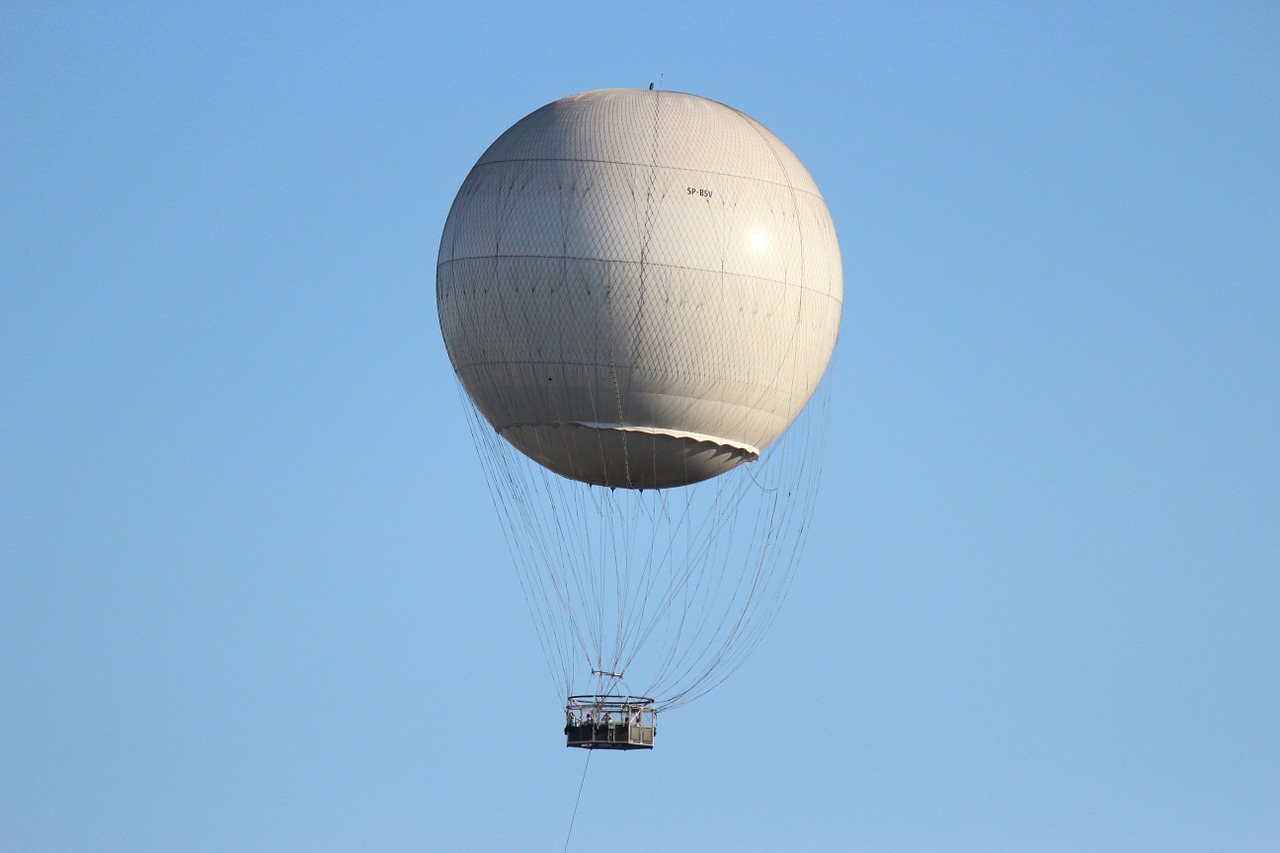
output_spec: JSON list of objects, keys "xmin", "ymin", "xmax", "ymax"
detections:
[{"xmin": 438, "ymin": 88, "xmax": 842, "ymax": 488}]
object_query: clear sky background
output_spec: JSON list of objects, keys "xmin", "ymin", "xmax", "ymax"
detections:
[{"xmin": 3, "ymin": 3, "xmax": 1277, "ymax": 851}]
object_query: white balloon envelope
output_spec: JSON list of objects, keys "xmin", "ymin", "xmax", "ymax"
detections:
[{"xmin": 438, "ymin": 88, "xmax": 842, "ymax": 489}]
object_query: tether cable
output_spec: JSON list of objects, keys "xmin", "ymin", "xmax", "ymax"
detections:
[{"xmin": 562, "ymin": 749, "xmax": 593, "ymax": 853}]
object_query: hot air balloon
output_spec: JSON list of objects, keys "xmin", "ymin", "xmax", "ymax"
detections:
[{"xmin": 437, "ymin": 88, "xmax": 842, "ymax": 749}]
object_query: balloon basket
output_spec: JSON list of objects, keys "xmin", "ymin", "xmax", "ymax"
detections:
[{"xmin": 564, "ymin": 695, "xmax": 656, "ymax": 750}]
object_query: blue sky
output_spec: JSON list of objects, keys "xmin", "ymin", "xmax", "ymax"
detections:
[{"xmin": 2, "ymin": 3, "xmax": 1277, "ymax": 851}]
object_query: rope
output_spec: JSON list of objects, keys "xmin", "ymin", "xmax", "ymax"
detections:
[{"xmin": 562, "ymin": 749, "xmax": 593, "ymax": 853}]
